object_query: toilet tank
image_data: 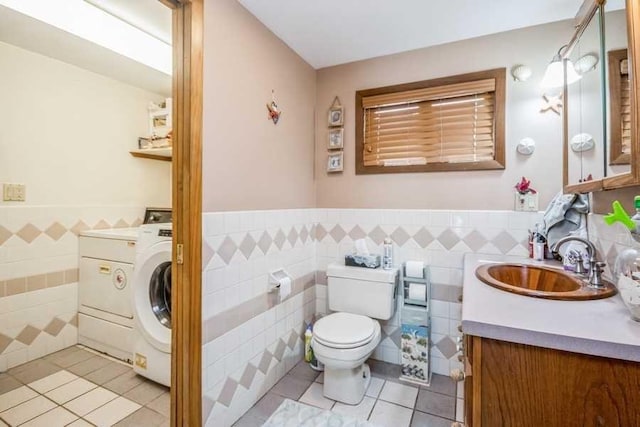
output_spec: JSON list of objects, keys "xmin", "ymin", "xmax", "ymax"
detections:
[{"xmin": 326, "ymin": 263, "xmax": 398, "ymax": 320}]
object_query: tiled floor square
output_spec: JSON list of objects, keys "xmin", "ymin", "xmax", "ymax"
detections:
[
  {"xmin": 423, "ymin": 373, "xmax": 456, "ymax": 397},
  {"xmin": 314, "ymin": 373, "xmax": 324, "ymax": 384},
  {"xmin": 365, "ymin": 377, "xmax": 385, "ymax": 398},
  {"xmin": 146, "ymin": 392, "xmax": 170, "ymax": 418},
  {"xmin": 66, "ymin": 419, "xmax": 94, "ymax": 427},
  {"xmin": 84, "ymin": 396, "xmax": 141, "ymax": 426},
  {"xmin": 415, "ymin": 389, "xmax": 455, "ymax": 419},
  {"xmin": 20, "ymin": 406, "xmax": 78, "ymax": 427},
  {"xmin": 0, "ymin": 386, "xmax": 39, "ymax": 412},
  {"xmin": 113, "ymin": 406, "xmax": 167, "ymax": 427},
  {"xmin": 47, "ymin": 348, "xmax": 95, "ymax": 368},
  {"xmin": 102, "ymin": 370, "xmax": 145, "ymax": 395},
  {"xmin": 0, "ymin": 396, "xmax": 57, "ymax": 426},
  {"xmin": 298, "ymin": 383, "xmax": 335, "ymax": 410},
  {"xmin": 123, "ymin": 379, "xmax": 168, "ymax": 406},
  {"xmin": 378, "ymin": 381, "xmax": 418, "ymax": 408},
  {"xmin": 0, "ymin": 375, "xmax": 22, "ymax": 395},
  {"xmin": 245, "ymin": 392, "xmax": 286, "ymax": 421},
  {"xmin": 288, "ymin": 361, "xmax": 320, "ymax": 382},
  {"xmin": 84, "ymin": 362, "xmax": 132, "ymax": 386},
  {"xmin": 332, "ymin": 396, "xmax": 376, "ymax": 420},
  {"xmin": 66, "ymin": 356, "xmax": 112, "ymax": 377},
  {"xmin": 9, "ymin": 361, "xmax": 61, "ymax": 385},
  {"xmin": 271, "ymin": 375, "xmax": 313, "ymax": 400},
  {"xmin": 410, "ymin": 410, "xmax": 453, "ymax": 427},
  {"xmin": 28, "ymin": 370, "xmax": 78, "ymax": 394},
  {"xmin": 64, "ymin": 387, "xmax": 119, "ymax": 416},
  {"xmin": 368, "ymin": 400, "xmax": 413, "ymax": 427},
  {"xmin": 45, "ymin": 378, "xmax": 98, "ymax": 404}
]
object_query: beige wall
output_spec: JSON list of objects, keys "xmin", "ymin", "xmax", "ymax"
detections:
[
  {"xmin": 0, "ymin": 41, "xmax": 171, "ymax": 207},
  {"xmin": 315, "ymin": 20, "xmax": 576, "ymax": 210},
  {"xmin": 202, "ymin": 0, "xmax": 317, "ymax": 212}
]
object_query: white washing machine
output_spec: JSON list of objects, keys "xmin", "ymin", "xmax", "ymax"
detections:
[
  {"xmin": 78, "ymin": 228, "xmax": 139, "ymax": 362},
  {"xmin": 132, "ymin": 223, "xmax": 172, "ymax": 387}
]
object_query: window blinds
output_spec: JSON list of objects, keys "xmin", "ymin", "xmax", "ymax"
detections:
[
  {"xmin": 621, "ymin": 58, "xmax": 631, "ymax": 155},
  {"xmin": 361, "ymin": 78, "xmax": 496, "ymax": 167}
]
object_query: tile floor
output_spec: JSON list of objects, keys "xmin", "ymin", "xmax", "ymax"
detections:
[
  {"xmin": 234, "ymin": 359, "xmax": 461, "ymax": 427},
  {"xmin": 0, "ymin": 346, "xmax": 169, "ymax": 427}
]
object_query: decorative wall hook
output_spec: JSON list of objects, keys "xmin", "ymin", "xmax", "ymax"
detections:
[{"xmin": 267, "ymin": 90, "xmax": 281, "ymax": 124}]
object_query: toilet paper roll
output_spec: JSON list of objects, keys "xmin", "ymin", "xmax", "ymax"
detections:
[
  {"xmin": 408, "ymin": 283, "xmax": 427, "ymax": 301},
  {"xmin": 279, "ymin": 277, "xmax": 291, "ymax": 300},
  {"xmin": 405, "ymin": 261, "xmax": 425, "ymax": 278}
]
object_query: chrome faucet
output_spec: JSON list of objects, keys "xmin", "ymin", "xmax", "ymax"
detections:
[{"xmin": 550, "ymin": 236, "xmax": 606, "ymax": 289}]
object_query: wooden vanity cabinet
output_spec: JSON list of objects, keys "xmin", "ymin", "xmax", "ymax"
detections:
[{"xmin": 462, "ymin": 335, "xmax": 640, "ymax": 427}]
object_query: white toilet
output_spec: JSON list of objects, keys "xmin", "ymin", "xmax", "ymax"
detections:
[{"xmin": 312, "ymin": 263, "xmax": 398, "ymax": 404}]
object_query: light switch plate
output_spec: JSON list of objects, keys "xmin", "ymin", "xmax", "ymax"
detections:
[
  {"xmin": 514, "ymin": 192, "xmax": 538, "ymax": 212},
  {"xmin": 3, "ymin": 183, "xmax": 26, "ymax": 202}
]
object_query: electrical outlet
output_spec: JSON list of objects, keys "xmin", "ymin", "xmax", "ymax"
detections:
[
  {"xmin": 3, "ymin": 183, "xmax": 26, "ymax": 202},
  {"xmin": 514, "ymin": 192, "xmax": 538, "ymax": 212}
]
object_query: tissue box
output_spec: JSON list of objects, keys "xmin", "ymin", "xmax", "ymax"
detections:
[{"xmin": 345, "ymin": 254, "xmax": 381, "ymax": 269}]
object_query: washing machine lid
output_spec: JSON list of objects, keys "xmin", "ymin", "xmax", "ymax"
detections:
[{"xmin": 313, "ymin": 312, "xmax": 377, "ymax": 349}]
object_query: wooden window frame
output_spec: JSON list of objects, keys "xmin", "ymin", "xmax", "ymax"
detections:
[
  {"xmin": 608, "ymin": 48, "xmax": 630, "ymax": 165},
  {"xmin": 355, "ymin": 68, "xmax": 506, "ymax": 175}
]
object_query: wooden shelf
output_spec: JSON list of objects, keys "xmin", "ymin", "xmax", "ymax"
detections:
[{"xmin": 129, "ymin": 147, "xmax": 172, "ymax": 162}]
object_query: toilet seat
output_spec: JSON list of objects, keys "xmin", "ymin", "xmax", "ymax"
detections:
[{"xmin": 314, "ymin": 312, "xmax": 377, "ymax": 349}]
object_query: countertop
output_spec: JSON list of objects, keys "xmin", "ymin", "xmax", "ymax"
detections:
[{"xmin": 461, "ymin": 253, "xmax": 640, "ymax": 362}]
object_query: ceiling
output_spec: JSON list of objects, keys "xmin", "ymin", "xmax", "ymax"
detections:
[
  {"xmin": 0, "ymin": 0, "xmax": 172, "ymax": 95},
  {"xmin": 238, "ymin": 0, "xmax": 624, "ymax": 69},
  {"xmin": 84, "ymin": 0, "xmax": 171, "ymax": 44}
]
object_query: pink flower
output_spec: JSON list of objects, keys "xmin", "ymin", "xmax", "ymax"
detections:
[{"xmin": 515, "ymin": 176, "xmax": 537, "ymax": 194}]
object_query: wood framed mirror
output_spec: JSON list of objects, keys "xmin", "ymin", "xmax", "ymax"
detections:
[{"xmin": 564, "ymin": 0, "xmax": 640, "ymax": 193}]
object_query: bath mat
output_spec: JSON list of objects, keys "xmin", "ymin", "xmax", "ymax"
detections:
[{"xmin": 263, "ymin": 399, "xmax": 378, "ymax": 427}]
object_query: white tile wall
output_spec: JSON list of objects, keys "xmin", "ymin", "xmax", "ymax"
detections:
[
  {"xmin": 0, "ymin": 205, "xmax": 145, "ymax": 368},
  {"xmin": 315, "ymin": 208, "xmax": 542, "ymax": 374},
  {"xmin": 0, "ymin": 284, "xmax": 78, "ymax": 370},
  {"xmin": 201, "ymin": 207, "xmax": 544, "ymax": 425},
  {"xmin": 201, "ymin": 209, "xmax": 318, "ymax": 426}
]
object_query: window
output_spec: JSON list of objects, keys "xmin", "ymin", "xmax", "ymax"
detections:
[
  {"xmin": 355, "ymin": 68, "xmax": 506, "ymax": 174},
  {"xmin": 608, "ymin": 49, "xmax": 631, "ymax": 165}
]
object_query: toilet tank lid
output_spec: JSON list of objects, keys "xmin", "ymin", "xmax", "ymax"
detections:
[{"xmin": 327, "ymin": 263, "xmax": 398, "ymax": 283}]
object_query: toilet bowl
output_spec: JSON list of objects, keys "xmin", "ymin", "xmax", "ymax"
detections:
[
  {"xmin": 316, "ymin": 263, "xmax": 398, "ymax": 405},
  {"xmin": 312, "ymin": 312, "xmax": 381, "ymax": 404}
]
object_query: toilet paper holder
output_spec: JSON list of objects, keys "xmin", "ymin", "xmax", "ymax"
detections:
[
  {"xmin": 401, "ymin": 262, "xmax": 430, "ymax": 307},
  {"xmin": 268, "ymin": 268, "xmax": 292, "ymax": 293}
]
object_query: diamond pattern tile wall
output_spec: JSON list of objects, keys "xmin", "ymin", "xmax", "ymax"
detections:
[
  {"xmin": 206, "ymin": 322, "xmax": 306, "ymax": 415},
  {"xmin": 1, "ymin": 217, "xmax": 143, "ymax": 243},
  {"xmin": 1, "ymin": 315, "xmax": 77, "ymax": 355}
]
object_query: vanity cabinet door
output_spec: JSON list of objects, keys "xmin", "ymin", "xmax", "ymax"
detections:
[{"xmin": 471, "ymin": 336, "xmax": 640, "ymax": 427}]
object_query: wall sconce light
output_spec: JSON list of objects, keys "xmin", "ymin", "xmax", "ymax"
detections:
[
  {"xmin": 511, "ymin": 65, "xmax": 533, "ymax": 82},
  {"xmin": 574, "ymin": 53, "xmax": 599, "ymax": 74},
  {"xmin": 540, "ymin": 46, "xmax": 582, "ymax": 88}
]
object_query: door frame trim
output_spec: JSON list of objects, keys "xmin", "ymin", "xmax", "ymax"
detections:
[{"xmin": 163, "ymin": 0, "xmax": 203, "ymax": 425}]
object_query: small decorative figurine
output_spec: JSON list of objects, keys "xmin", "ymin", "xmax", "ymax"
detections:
[{"xmin": 267, "ymin": 90, "xmax": 281, "ymax": 124}]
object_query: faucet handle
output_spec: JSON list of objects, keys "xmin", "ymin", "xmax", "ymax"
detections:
[{"xmin": 588, "ymin": 261, "xmax": 607, "ymax": 288}]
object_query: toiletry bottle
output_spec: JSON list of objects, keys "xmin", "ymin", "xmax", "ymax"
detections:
[
  {"xmin": 304, "ymin": 325, "xmax": 313, "ymax": 363},
  {"xmin": 532, "ymin": 224, "xmax": 545, "ymax": 261},
  {"xmin": 382, "ymin": 237, "xmax": 393, "ymax": 270},
  {"xmin": 631, "ymin": 196, "xmax": 640, "ymax": 235}
]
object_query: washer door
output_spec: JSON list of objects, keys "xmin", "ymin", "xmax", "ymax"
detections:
[{"xmin": 133, "ymin": 240, "xmax": 172, "ymax": 353}]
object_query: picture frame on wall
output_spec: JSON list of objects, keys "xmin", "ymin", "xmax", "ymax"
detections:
[
  {"xmin": 328, "ymin": 106, "xmax": 344, "ymax": 127},
  {"xmin": 328, "ymin": 128, "xmax": 344, "ymax": 149},
  {"xmin": 327, "ymin": 151, "xmax": 344, "ymax": 172}
]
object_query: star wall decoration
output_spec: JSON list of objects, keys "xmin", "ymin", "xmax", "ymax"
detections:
[{"xmin": 540, "ymin": 93, "xmax": 563, "ymax": 115}]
